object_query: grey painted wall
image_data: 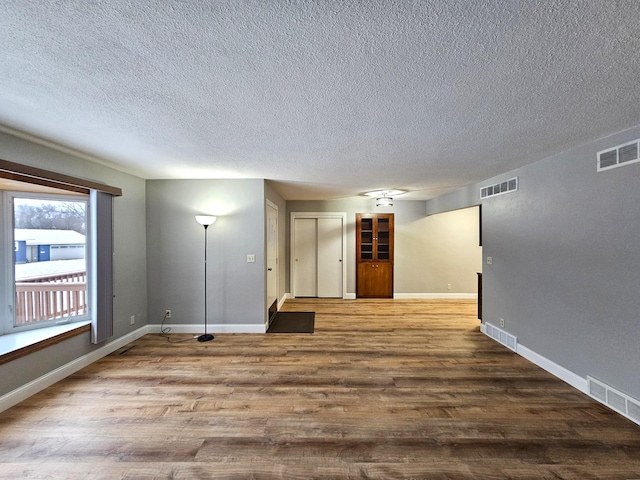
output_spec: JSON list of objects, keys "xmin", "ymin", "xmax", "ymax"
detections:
[
  {"xmin": 286, "ymin": 198, "xmax": 481, "ymax": 296},
  {"xmin": 146, "ymin": 179, "xmax": 266, "ymax": 328},
  {"xmin": 419, "ymin": 207, "xmax": 482, "ymax": 293},
  {"xmin": 426, "ymin": 124, "xmax": 640, "ymax": 400},
  {"xmin": 0, "ymin": 132, "xmax": 147, "ymax": 397}
]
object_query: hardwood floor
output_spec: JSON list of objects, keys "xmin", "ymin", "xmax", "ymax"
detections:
[{"xmin": 1, "ymin": 299, "xmax": 639, "ymax": 479}]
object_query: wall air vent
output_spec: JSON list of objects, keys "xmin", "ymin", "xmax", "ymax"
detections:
[
  {"xmin": 587, "ymin": 376, "xmax": 640, "ymax": 426},
  {"xmin": 480, "ymin": 177, "xmax": 518, "ymax": 200},
  {"xmin": 597, "ymin": 139, "xmax": 640, "ymax": 172},
  {"xmin": 483, "ymin": 322, "xmax": 517, "ymax": 352}
]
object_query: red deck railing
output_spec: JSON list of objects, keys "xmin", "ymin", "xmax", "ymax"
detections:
[{"xmin": 15, "ymin": 271, "xmax": 87, "ymax": 326}]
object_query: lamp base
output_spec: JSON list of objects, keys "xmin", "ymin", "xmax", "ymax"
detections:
[{"xmin": 197, "ymin": 333, "xmax": 214, "ymax": 342}]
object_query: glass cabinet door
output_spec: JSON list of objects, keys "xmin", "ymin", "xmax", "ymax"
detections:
[
  {"xmin": 360, "ymin": 217, "xmax": 373, "ymax": 260},
  {"xmin": 376, "ymin": 217, "xmax": 389, "ymax": 260}
]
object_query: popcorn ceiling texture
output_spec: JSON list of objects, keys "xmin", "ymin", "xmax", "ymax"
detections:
[{"xmin": 1, "ymin": 0, "xmax": 639, "ymax": 199}]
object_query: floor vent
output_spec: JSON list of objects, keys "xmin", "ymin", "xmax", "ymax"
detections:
[
  {"xmin": 597, "ymin": 139, "xmax": 640, "ymax": 172},
  {"xmin": 480, "ymin": 176, "xmax": 518, "ymax": 199},
  {"xmin": 484, "ymin": 322, "xmax": 517, "ymax": 352},
  {"xmin": 587, "ymin": 376, "xmax": 640, "ymax": 426}
]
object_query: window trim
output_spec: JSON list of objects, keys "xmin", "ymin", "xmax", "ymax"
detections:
[
  {"xmin": 0, "ymin": 159, "xmax": 122, "ymax": 196},
  {"xmin": 9, "ymin": 192, "xmax": 90, "ymax": 333},
  {"xmin": 1, "ymin": 159, "xmax": 120, "ymax": 344},
  {"xmin": 0, "ymin": 321, "xmax": 91, "ymax": 366}
]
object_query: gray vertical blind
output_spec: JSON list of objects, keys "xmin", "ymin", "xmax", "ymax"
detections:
[{"xmin": 91, "ymin": 190, "xmax": 114, "ymax": 344}]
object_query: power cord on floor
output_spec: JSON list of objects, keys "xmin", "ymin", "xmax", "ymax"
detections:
[{"xmin": 159, "ymin": 311, "xmax": 199, "ymax": 343}]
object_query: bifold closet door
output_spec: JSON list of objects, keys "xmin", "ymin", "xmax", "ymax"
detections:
[
  {"xmin": 293, "ymin": 217, "xmax": 343, "ymax": 298},
  {"xmin": 317, "ymin": 217, "xmax": 342, "ymax": 298}
]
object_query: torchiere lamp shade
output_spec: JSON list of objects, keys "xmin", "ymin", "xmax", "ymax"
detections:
[{"xmin": 195, "ymin": 215, "xmax": 217, "ymax": 227}]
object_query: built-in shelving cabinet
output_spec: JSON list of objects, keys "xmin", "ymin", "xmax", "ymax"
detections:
[{"xmin": 356, "ymin": 213, "xmax": 394, "ymax": 298}]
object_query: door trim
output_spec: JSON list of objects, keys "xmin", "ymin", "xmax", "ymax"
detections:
[
  {"xmin": 266, "ymin": 200, "xmax": 279, "ymax": 325},
  {"xmin": 290, "ymin": 212, "xmax": 347, "ymax": 299}
]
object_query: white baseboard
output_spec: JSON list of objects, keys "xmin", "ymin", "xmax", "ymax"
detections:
[
  {"xmin": 148, "ymin": 323, "xmax": 265, "ymax": 334},
  {"xmin": 0, "ymin": 326, "xmax": 148, "ymax": 414},
  {"xmin": 278, "ymin": 295, "xmax": 288, "ymax": 310},
  {"xmin": 0, "ymin": 319, "xmax": 270, "ymax": 413},
  {"xmin": 516, "ymin": 343, "xmax": 588, "ymax": 393},
  {"xmin": 480, "ymin": 323, "xmax": 587, "ymax": 394},
  {"xmin": 284, "ymin": 292, "xmax": 357, "ymax": 300},
  {"xmin": 286, "ymin": 293, "xmax": 471, "ymax": 300},
  {"xmin": 394, "ymin": 293, "xmax": 478, "ymax": 299}
]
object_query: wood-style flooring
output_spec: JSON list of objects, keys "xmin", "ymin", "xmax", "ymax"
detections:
[{"xmin": 1, "ymin": 299, "xmax": 639, "ymax": 479}]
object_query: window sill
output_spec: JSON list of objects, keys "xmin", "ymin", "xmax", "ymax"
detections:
[{"xmin": 0, "ymin": 321, "xmax": 91, "ymax": 366}]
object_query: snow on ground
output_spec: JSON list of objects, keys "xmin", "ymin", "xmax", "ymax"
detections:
[{"xmin": 15, "ymin": 259, "xmax": 86, "ymax": 281}]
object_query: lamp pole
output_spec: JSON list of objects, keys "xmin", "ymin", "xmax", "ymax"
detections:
[{"xmin": 195, "ymin": 215, "xmax": 217, "ymax": 342}]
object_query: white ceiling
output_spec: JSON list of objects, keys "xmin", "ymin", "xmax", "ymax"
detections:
[{"xmin": 1, "ymin": 1, "xmax": 640, "ymax": 200}]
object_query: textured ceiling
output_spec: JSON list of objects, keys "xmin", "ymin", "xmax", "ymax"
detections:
[{"xmin": 1, "ymin": 0, "xmax": 640, "ymax": 200}]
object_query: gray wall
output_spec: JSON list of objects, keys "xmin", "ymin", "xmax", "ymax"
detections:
[
  {"xmin": 418, "ymin": 206, "xmax": 482, "ymax": 293},
  {"xmin": 0, "ymin": 132, "xmax": 147, "ymax": 397},
  {"xmin": 427, "ymin": 124, "xmax": 640, "ymax": 400},
  {"xmin": 146, "ymin": 179, "xmax": 266, "ymax": 328}
]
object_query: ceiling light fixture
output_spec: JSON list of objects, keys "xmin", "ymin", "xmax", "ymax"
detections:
[
  {"xmin": 376, "ymin": 194, "xmax": 393, "ymax": 207},
  {"xmin": 364, "ymin": 189, "xmax": 406, "ymax": 207}
]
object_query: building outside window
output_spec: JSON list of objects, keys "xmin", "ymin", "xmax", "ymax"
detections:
[{"xmin": 3, "ymin": 193, "xmax": 90, "ymax": 333}]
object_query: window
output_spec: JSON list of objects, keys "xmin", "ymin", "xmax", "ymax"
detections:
[
  {"xmin": 8, "ymin": 193, "xmax": 89, "ymax": 332},
  {"xmin": 1, "ymin": 159, "xmax": 120, "ymax": 343}
]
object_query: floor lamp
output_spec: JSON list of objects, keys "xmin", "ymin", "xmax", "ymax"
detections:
[{"xmin": 195, "ymin": 215, "xmax": 217, "ymax": 342}]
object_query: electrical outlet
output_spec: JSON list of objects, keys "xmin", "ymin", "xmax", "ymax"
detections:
[
  {"xmin": 247, "ymin": 254, "xmax": 256, "ymax": 263},
  {"xmin": 130, "ymin": 315, "xmax": 135, "ymax": 325},
  {"xmin": 447, "ymin": 283, "xmax": 452, "ymax": 290},
  {"xmin": 487, "ymin": 256, "xmax": 493, "ymax": 265},
  {"xmin": 165, "ymin": 309, "xmax": 172, "ymax": 319},
  {"xmin": 500, "ymin": 318, "xmax": 505, "ymax": 328}
]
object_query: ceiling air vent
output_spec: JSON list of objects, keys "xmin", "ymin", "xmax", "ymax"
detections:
[
  {"xmin": 480, "ymin": 176, "xmax": 518, "ymax": 200},
  {"xmin": 597, "ymin": 139, "xmax": 640, "ymax": 172}
]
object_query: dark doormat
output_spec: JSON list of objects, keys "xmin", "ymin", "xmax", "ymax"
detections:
[{"xmin": 267, "ymin": 311, "xmax": 315, "ymax": 333}]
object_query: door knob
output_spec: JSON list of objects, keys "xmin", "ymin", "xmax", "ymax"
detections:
[{"xmin": 267, "ymin": 267, "xmax": 273, "ymax": 271}]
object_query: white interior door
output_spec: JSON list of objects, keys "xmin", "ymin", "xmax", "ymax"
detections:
[
  {"xmin": 317, "ymin": 217, "xmax": 343, "ymax": 297},
  {"xmin": 292, "ymin": 214, "xmax": 345, "ymax": 299},
  {"xmin": 293, "ymin": 218, "xmax": 317, "ymax": 297},
  {"xmin": 266, "ymin": 202, "xmax": 278, "ymax": 312}
]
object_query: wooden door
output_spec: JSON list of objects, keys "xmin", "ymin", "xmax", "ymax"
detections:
[{"xmin": 357, "ymin": 262, "xmax": 393, "ymax": 297}]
